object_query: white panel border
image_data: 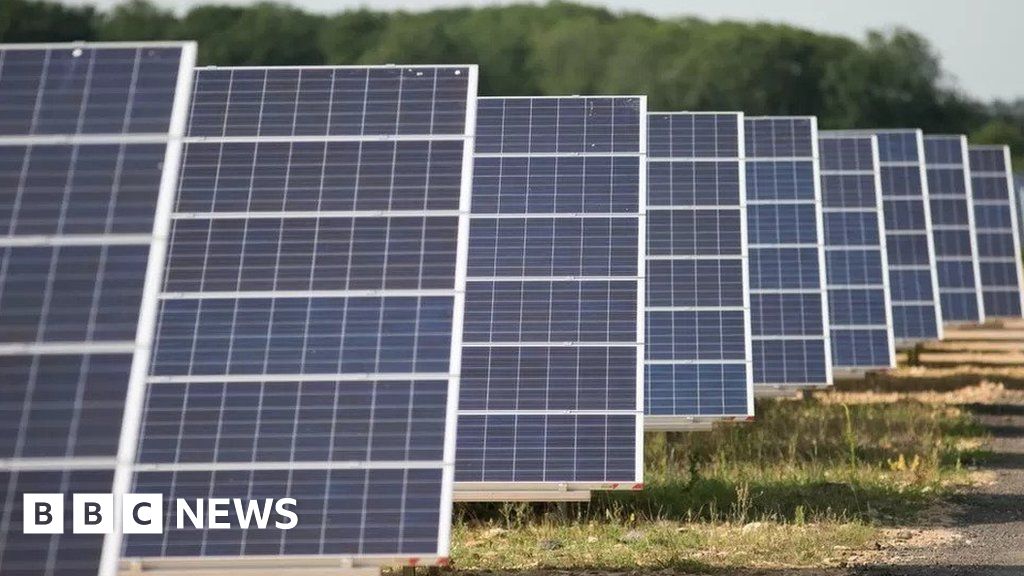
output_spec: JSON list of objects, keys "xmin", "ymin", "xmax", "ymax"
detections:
[{"xmin": 99, "ymin": 40, "xmax": 198, "ymax": 576}]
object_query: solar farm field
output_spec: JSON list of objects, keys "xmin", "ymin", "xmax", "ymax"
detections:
[
  {"xmin": 450, "ymin": 325, "xmax": 1024, "ymax": 574},
  {"xmin": 4, "ymin": 5, "xmax": 1024, "ymax": 574}
]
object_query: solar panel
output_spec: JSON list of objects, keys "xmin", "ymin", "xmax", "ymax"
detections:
[
  {"xmin": 0, "ymin": 44, "xmax": 186, "ymax": 136},
  {"xmin": 817, "ymin": 133, "xmax": 896, "ymax": 372},
  {"xmin": 1, "ymin": 469, "xmax": 116, "ymax": 576},
  {"xmin": 856, "ymin": 129, "xmax": 944, "ymax": 343},
  {"xmin": 923, "ymin": 135, "xmax": 985, "ymax": 324},
  {"xmin": 968, "ymin": 145, "xmax": 1024, "ymax": 318},
  {"xmin": 1016, "ymin": 174, "xmax": 1024, "ymax": 248},
  {"xmin": 0, "ymin": 41, "xmax": 196, "ymax": 576},
  {"xmin": 118, "ymin": 65, "xmax": 478, "ymax": 570},
  {"xmin": 645, "ymin": 112, "xmax": 753, "ymax": 428},
  {"xmin": 456, "ymin": 96, "xmax": 644, "ymax": 493},
  {"xmin": 744, "ymin": 116, "xmax": 832, "ymax": 391}
]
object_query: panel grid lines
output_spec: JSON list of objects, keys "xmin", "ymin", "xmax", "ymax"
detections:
[
  {"xmin": 457, "ymin": 96, "xmax": 644, "ymax": 487},
  {"xmin": 968, "ymin": 145, "xmax": 1024, "ymax": 318},
  {"xmin": 644, "ymin": 111, "xmax": 753, "ymax": 422},
  {"xmin": 744, "ymin": 116, "xmax": 832, "ymax": 388},
  {"xmin": 836, "ymin": 129, "xmax": 944, "ymax": 343},
  {"xmin": 923, "ymin": 135, "xmax": 984, "ymax": 324},
  {"xmin": 119, "ymin": 65, "xmax": 477, "ymax": 563},
  {"xmin": 0, "ymin": 45, "xmax": 185, "ymax": 138},
  {"xmin": 818, "ymin": 132, "xmax": 896, "ymax": 370},
  {"xmin": 0, "ymin": 41, "xmax": 198, "ymax": 576}
]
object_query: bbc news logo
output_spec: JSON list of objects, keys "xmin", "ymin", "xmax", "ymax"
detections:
[{"xmin": 23, "ymin": 494, "xmax": 298, "ymax": 534}]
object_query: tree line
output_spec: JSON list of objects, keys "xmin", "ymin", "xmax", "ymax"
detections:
[{"xmin": 2, "ymin": 0, "xmax": 1021, "ymax": 167}]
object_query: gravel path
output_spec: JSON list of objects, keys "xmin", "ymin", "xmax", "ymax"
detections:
[
  {"xmin": 468, "ymin": 387, "xmax": 1024, "ymax": 576},
  {"xmin": 850, "ymin": 398, "xmax": 1024, "ymax": 575}
]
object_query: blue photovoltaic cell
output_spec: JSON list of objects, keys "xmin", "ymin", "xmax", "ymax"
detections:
[
  {"xmin": 0, "ymin": 245, "xmax": 148, "ymax": 343},
  {"xmin": 0, "ymin": 46, "xmax": 184, "ymax": 136},
  {"xmin": 464, "ymin": 281, "xmax": 636, "ymax": 343},
  {"xmin": 0, "ymin": 469, "xmax": 114, "ymax": 576},
  {"xmin": 474, "ymin": 97, "xmax": 641, "ymax": 154},
  {"xmin": 0, "ymin": 354, "xmax": 131, "ymax": 459},
  {"xmin": 924, "ymin": 135, "xmax": 983, "ymax": 323},
  {"xmin": 457, "ymin": 97, "xmax": 643, "ymax": 485},
  {"xmin": 126, "ymin": 66, "xmax": 475, "ymax": 563},
  {"xmin": 645, "ymin": 112, "xmax": 752, "ymax": 422},
  {"xmin": 459, "ymin": 347, "xmax": 636, "ymax": 411},
  {"xmin": 745, "ymin": 117, "xmax": 830, "ymax": 387},
  {"xmin": 138, "ymin": 379, "xmax": 448, "ymax": 464},
  {"xmin": 0, "ymin": 144, "xmax": 167, "ymax": 235},
  {"xmin": 175, "ymin": 140, "xmax": 466, "ymax": 213},
  {"xmin": 818, "ymin": 133, "xmax": 894, "ymax": 370},
  {"xmin": 471, "ymin": 156, "xmax": 639, "ymax": 214},
  {"xmin": 969, "ymin": 145, "xmax": 1024, "ymax": 318},
  {"xmin": 0, "ymin": 41, "xmax": 194, "ymax": 576},
  {"xmin": 164, "ymin": 216, "xmax": 460, "ymax": 291},
  {"xmin": 188, "ymin": 67, "xmax": 468, "ymax": 138},
  {"xmin": 150, "ymin": 296, "xmax": 455, "ymax": 376},
  {"xmin": 130, "ymin": 468, "xmax": 443, "ymax": 557},
  {"xmin": 457, "ymin": 415, "xmax": 636, "ymax": 482},
  {"xmin": 871, "ymin": 130, "xmax": 943, "ymax": 341}
]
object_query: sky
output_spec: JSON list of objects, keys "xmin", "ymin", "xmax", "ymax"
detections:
[{"xmin": 61, "ymin": 0, "xmax": 1022, "ymax": 102}]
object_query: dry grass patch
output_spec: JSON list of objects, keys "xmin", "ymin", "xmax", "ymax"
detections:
[
  {"xmin": 452, "ymin": 520, "xmax": 875, "ymax": 571},
  {"xmin": 451, "ymin": 379, "xmax": 996, "ymax": 573}
]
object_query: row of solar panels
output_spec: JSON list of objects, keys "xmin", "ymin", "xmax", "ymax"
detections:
[{"xmin": 0, "ymin": 42, "xmax": 1022, "ymax": 576}]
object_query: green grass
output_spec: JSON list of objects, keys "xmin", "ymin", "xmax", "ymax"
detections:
[
  {"xmin": 451, "ymin": 391, "xmax": 988, "ymax": 571},
  {"xmin": 624, "ymin": 396, "xmax": 984, "ymax": 524},
  {"xmin": 452, "ymin": 520, "xmax": 876, "ymax": 571}
]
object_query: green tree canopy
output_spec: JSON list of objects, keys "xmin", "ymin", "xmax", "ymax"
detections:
[
  {"xmin": 96, "ymin": 0, "xmax": 176, "ymax": 40},
  {"xmin": 1, "ymin": 0, "xmax": 96, "ymax": 42}
]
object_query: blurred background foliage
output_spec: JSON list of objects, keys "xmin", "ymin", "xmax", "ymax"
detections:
[{"xmin": 2, "ymin": 0, "xmax": 1021, "ymax": 166}]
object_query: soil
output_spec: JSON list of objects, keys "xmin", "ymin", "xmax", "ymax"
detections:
[
  {"xmin": 718, "ymin": 387, "xmax": 1024, "ymax": 576},
  {"xmin": 452, "ymin": 383, "xmax": 1024, "ymax": 576},
  {"xmin": 844, "ymin": 395, "xmax": 1024, "ymax": 576}
]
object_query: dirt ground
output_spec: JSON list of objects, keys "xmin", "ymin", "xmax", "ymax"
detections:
[
  {"xmin": 734, "ymin": 383, "xmax": 1024, "ymax": 576},
  {"xmin": 844, "ymin": 391, "xmax": 1024, "ymax": 576},
  {"xmin": 450, "ymin": 379, "xmax": 1024, "ymax": 576}
]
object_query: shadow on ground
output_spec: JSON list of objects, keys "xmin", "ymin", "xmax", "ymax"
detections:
[
  {"xmin": 452, "ymin": 565, "xmax": 1024, "ymax": 575},
  {"xmin": 456, "ymin": 475, "xmax": 931, "ymax": 527},
  {"xmin": 836, "ymin": 374, "xmax": 1024, "ymax": 393},
  {"xmin": 851, "ymin": 566, "xmax": 1024, "ymax": 576}
]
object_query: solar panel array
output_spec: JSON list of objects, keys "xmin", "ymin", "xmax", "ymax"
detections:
[
  {"xmin": 968, "ymin": 145, "xmax": 1024, "ymax": 318},
  {"xmin": 923, "ymin": 135, "xmax": 984, "ymax": 323},
  {"xmin": 5, "ymin": 37, "xmax": 1024, "ymax": 576},
  {"xmin": 118, "ymin": 65, "xmax": 478, "ymax": 567},
  {"xmin": 455, "ymin": 96, "xmax": 644, "ymax": 489},
  {"xmin": 817, "ymin": 133, "xmax": 895, "ymax": 371},
  {"xmin": 645, "ymin": 112, "xmax": 753, "ymax": 426},
  {"xmin": 872, "ymin": 130, "xmax": 944, "ymax": 343},
  {"xmin": 0, "ymin": 42, "xmax": 196, "ymax": 576},
  {"xmin": 744, "ymin": 117, "xmax": 831, "ymax": 390}
]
